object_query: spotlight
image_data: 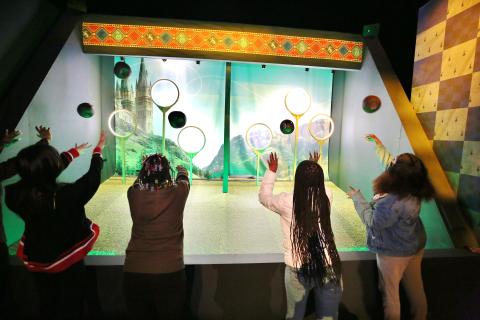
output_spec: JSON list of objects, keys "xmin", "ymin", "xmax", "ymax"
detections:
[
  {"xmin": 261, "ymin": 64, "xmax": 266, "ymax": 69},
  {"xmin": 196, "ymin": 60, "xmax": 200, "ymax": 65},
  {"xmin": 305, "ymin": 68, "xmax": 309, "ymax": 72}
]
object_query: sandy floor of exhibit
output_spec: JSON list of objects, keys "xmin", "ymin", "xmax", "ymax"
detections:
[{"xmin": 85, "ymin": 177, "xmax": 367, "ymax": 256}]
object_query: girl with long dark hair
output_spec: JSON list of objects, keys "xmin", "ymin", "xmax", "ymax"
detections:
[
  {"xmin": 123, "ymin": 154, "xmax": 190, "ymax": 320},
  {"xmin": 259, "ymin": 152, "xmax": 342, "ymax": 320},
  {"xmin": 5, "ymin": 131, "xmax": 105, "ymax": 320},
  {"xmin": 348, "ymin": 135, "xmax": 434, "ymax": 320}
]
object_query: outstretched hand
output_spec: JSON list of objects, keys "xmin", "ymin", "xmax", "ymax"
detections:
[
  {"xmin": 75, "ymin": 143, "xmax": 91, "ymax": 154},
  {"xmin": 346, "ymin": 186, "xmax": 360, "ymax": 199},
  {"xmin": 267, "ymin": 152, "xmax": 278, "ymax": 173},
  {"xmin": 1, "ymin": 129, "xmax": 21, "ymax": 146},
  {"xmin": 365, "ymin": 133, "xmax": 382, "ymax": 146},
  {"xmin": 36, "ymin": 126, "xmax": 51, "ymax": 142},
  {"xmin": 309, "ymin": 151, "xmax": 320, "ymax": 163}
]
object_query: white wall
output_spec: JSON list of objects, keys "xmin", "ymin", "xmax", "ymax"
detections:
[
  {"xmin": 335, "ymin": 50, "xmax": 409, "ymax": 199},
  {"xmin": 331, "ymin": 49, "xmax": 452, "ymax": 248},
  {"xmin": 0, "ymin": 26, "xmax": 103, "ymax": 245}
]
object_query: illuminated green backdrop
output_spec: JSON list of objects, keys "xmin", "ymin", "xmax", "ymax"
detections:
[{"xmin": 114, "ymin": 57, "xmax": 333, "ymax": 180}]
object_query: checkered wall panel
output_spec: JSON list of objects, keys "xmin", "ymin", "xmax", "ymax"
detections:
[{"xmin": 413, "ymin": 0, "xmax": 480, "ymax": 233}]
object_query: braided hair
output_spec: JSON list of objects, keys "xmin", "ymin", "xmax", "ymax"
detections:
[
  {"xmin": 291, "ymin": 160, "xmax": 341, "ymax": 285},
  {"xmin": 133, "ymin": 154, "xmax": 173, "ymax": 191}
]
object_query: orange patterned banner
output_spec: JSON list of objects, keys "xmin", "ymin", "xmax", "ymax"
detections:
[{"xmin": 82, "ymin": 22, "xmax": 363, "ymax": 67}]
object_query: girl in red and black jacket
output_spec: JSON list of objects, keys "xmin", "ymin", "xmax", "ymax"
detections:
[{"xmin": 5, "ymin": 131, "xmax": 105, "ymax": 320}]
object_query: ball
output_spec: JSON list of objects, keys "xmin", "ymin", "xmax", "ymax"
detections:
[
  {"xmin": 168, "ymin": 111, "xmax": 187, "ymax": 129},
  {"xmin": 77, "ymin": 103, "xmax": 94, "ymax": 118},
  {"xmin": 114, "ymin": 61, "xmax": 131, "ymax": 79},
  {"xmin": 280, "ymin": 119, "xmax": 295, "ymax": 134},
  {"xmin": 363, "ymin": 95, "xmax": 381, "ymax": 113}
]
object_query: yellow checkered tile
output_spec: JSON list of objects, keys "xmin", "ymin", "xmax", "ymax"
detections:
[
  {"xmin": 434, "ymin": 108, "xmax": 469, "ymax": 140},
  {"xmin": 461, "ymin": 141, "xmax": 480, "ymax": 176},
  {"xmin": 447, "ymin": 0, "xmax": 480, "ymax": 18},
  {"xmin": 412, "ymin": 81, "xmax": 440, "ymax": 112},
  {"xmin": 478, "ymin": 13, "xmax": 480, "ymax": 38},
  {"xmin": 469, "ymin": 71, "xmax": 480, "ymax": 106},
  {"xmin": 415, "ymin": 21, "xmax": 446, "ymax": 62},
  {"xmin": 441, "ymin": 38, "xmax": 476, "ymax": 81}
]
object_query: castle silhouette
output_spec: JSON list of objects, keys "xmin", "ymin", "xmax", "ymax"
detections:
[{"xmin": 114, "ymin": 57, "xmax": 153, "ymax": 134}]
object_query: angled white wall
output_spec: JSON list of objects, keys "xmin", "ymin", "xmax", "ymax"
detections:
[
  {"xmin": 0, "ymin": 26, "xmax": 110, "ymax": 245},
  {"xmin": 330, "ymin": 49, "xmax": 452, "ymax": 249}
]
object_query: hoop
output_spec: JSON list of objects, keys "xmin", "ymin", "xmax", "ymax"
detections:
[
  {"xmin": 285, "ymin": 88, "xmax": 311, "ymax": 117},
  {"xmin": 177, "ymin": 126, "xmax": 206, "ymax": 154},
  {"xmin": 308, "ymin": 113, "xmax": 335, "ymax": 141},
  {"xmin": 245, "ymin": 123, "xmax": 273, "ymax": 152},
  {"xmin": 108, "ymin": 109, "xmax": 137, "ymax": 139},
  {"xmin": 151, "ymin": 79, "xmax": 180, "ymax": 110}
]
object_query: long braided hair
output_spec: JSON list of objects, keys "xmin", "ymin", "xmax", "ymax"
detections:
[{"xmin": 291, "ymin": 160, "xmax": 341, "ymax": 285}]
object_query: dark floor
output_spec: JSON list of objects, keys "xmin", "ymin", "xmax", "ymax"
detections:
[{"xmin": 5, "ymin": 250, "xmax": 480, "ymax": 319}]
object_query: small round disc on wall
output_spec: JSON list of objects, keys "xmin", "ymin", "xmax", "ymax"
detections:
[
  {"xmin": 362, "ymin": 95, "xmax": 381, "ymax": 113},
  {"xmin": 77, "ymin": 102, "xmax": 94, "ymax": 118}
]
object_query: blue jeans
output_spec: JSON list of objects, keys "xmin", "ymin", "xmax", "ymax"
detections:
[{"xmin": 285, "ymin": 266, "xmax": 342, "ymax": 320}]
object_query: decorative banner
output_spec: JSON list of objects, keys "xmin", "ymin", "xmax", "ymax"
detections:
[{"xmin": 82, "ymin": 20, "xmax": 363, "ymax": 69}]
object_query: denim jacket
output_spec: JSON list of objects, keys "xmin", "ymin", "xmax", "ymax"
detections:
[{"xmin": 350, "ymin": 192, "xmax": 426, "ymax": 256}]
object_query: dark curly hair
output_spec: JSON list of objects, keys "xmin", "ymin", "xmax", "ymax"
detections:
[{"xmin": 373, "ymin": 153, "xmax": 434, "ymax": 200}]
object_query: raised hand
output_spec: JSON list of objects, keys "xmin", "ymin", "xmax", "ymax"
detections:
[
  {"xmin": 75, "ymin": 143, "xmax": 91, "ymax": 154},
  {"xmin": 309, "ymin": 151, "xmax": 320, "ymax": 163},
  {"xmin": 1, "ymin": 129, "xmax": 21, "ymax": 146},
  {"xmin": 346, "ymin": 185, "xmax": 360, "ymax": 199},
  {"xmin": 267, "ymin": 152, "xmax": 278, "ymax": 173},
  {"xmin": 365, "ymin": 133, "xmax": 382, "ymax": 146},
  {"xmin": 36, "ymin": 125, "xmax": 52, "ymax": 142},
  {"xmin": 176, "ymin": 165, "xmax": 188, "ymax": 176}
]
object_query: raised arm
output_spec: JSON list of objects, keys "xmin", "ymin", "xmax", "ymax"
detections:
[
  {"xmin": 365, "ymin": 134, "xmax": 395, "ymax": 169},
  {"xmin": 67, "ymin": 132, "xmax": 105, "ymax": 206},
  {"xmin": 175, "ymin": 165, "xmax": 190, "ymax": 194},
  {"xmin": 258, "ymin": 152, "xmax": 289, "ymax": 215},
  {"xmin": 347, "ymin": 187, "xmax": 399, "ymax": 229}
]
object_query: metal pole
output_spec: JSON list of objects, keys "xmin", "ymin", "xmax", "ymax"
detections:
[
  {"xmin": 293, "ymin": 115, "xmax": 299, "ymax": 178},
  {"xmin": 256, "ymin": 152, "xmax": 260, "ymax": 186},
  {"xmin": 189, "ymin": 153, "xmax": 193, "ymax": 185},
  {"xmin": 162, "ymin": 110, "xmax": 166, "ymax": 155},
  {"xmin": 223, "ymin": 62, "xmax": 232, "ymax": 193},
  {"xmin": 120, "ymin": 137, "xmax": 126, "ymax": 184}
]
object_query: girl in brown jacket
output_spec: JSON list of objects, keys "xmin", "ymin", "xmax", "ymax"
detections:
[{"xmin": 123, "ymin": 154, "xmax": 189, "ymax": 320}]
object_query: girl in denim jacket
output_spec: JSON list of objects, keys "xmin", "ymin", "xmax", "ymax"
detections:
[{"xmin": 348, "ymin": 135, "xmax": 434, "ymax": 320}]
